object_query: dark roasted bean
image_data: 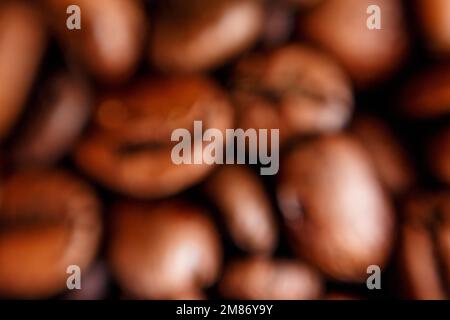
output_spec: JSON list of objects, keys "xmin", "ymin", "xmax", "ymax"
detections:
[
  {"xmin": 0, "ymin": 170, "xmax": 101, "ymax": 298},
  {"xmin": 205, "ymin": 165, "xmax": 277, "ymax": 254},
  {"xmin": 277, "ymin": 134, "xmax": 395, "ymax": 282},
  {"xmin": 109, "ymin": 200, "xmax": 222, "ymax": 299}
]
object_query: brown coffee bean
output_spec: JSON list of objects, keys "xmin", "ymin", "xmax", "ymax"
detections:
[
  {"xmin": 277, "ymin": 134, "xmax": 394, "ymax": 282},
  {"xmin": 219, "ymin": 257, "xmax": 323, "ymax": 300},
  {"xmin": 0, "ymin": 2, "xmax": 47, "ymax": 140},
  {"xmin": 399, "ymin": 192, "xmax": 450, "ymax": 299},
  {"xmin": 416, "ymin": 0, "xmax": 450, "ymax": 55},
  {"xmin": 351, "ymin": 115, "xmax": 416, "ymax": 195},
  {"xmin": 109, "ymin": 200, "xmax": 222, "ymax": 299},
  {"xmin": 74, "ymin": 76, "xmax": 234, "ymax": 198},
  {"xmin": 150, "ymin": 0, "xmax": 264, "ymax": 73},
  {"xmin": 11, "ymin": 72, "xmax": 92, "ymax": 167},
  {"xmin": 300, "ymin": 0, "xmax": 409, "ymax": 87},
  {"xmin": 232, "ymin": 45, "xmax": 353, "ymax": 142},
  {"xmin": 0, "ymin": 170, "xmax": 101, "ymax": 298},
  {"xmin": 429, "ymin": 125, "xmax": 450, "ymax": 184},
  {"xmin": 204, "ymin": 165, "xmax": 277, "ymax": 254},
  {"xmin": 42, "ymin": 0, "xmax": 146, "ymax": 83},
  {"xmin": 399, "ymin": 66, "xmax": 450, "ymax": 119}
]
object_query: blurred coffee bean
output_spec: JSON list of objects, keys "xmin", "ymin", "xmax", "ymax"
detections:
[
  {"xmin": 278, "ymin": 134, "xmax": 394, "ymax": 282},
  {"xmin": 0, "ymin": 170, "xmax": 101, "ymax": 298},
  {"xmin": 219, "ymin": 257, "xmax": 323, "ymax": 300},
  {"xmin": 300, "ymin": 0, "xmax": 409, "ymax": 87},
  {"xmin": 351, "ymin": 115, "xmax": 416, "ymax": 195},
  {"xmin": 109, "ymin": 200, "xmax": 222, "ymax": 299},
  {"xmin": 399, "ymin": 66, "xmax": 450, "ymax": 119},
  {"xmin": 399, "ymin": 192, "xmax": 450, "ymax": 299},
  {"xmin": 41, "ymin": 0, "xmax": 146, "ymax": 83},
  {"xmin": 429, "ymin": 125, "xmax": 450, "ymax": 184},
  {"xmin": 11, "ymin": 72, "xmax": 92, "ymax": 167},
  {"xmin": 416, "ymin": 0, "xmax": 450, "ymax": 55},
  {"xmin": 74, "ymin": 76, "xmax": 233, "ymax": 198},
  {"xmin": 150, "ymin": 0, "xmax": 264, "ymax": 73},
  {"xmin": 205, "ymin": 165, "xmax": 277, "ymax": 254},
  {"xmin": 232, "ymin": 45, "xmax": 353, "ymax": 143},
  {"xmin": 0, "ymin": 2, "xmax": 47, "ymax": 140}
]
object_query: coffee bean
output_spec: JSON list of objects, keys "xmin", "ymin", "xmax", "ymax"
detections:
[
  {"xmin": 11, "ymin": 72, "xmax": 92, "ymax": 166},
  {"xmin": 150, "ymin": 0, "xmax": 264, "ymax": 73},
  {"xmin": 277, "ymin": 134, "xmax": 394, "ymax": 282},
  {"xmin": 351, "ymin": 115, "xmax": 416, "ymax": 195},
  {"xmin": 74, "ymin": 76, "xmax": 234, "ymax": 198},
  {"xmin": 0, "ymin": 0, "xmax": 448, "ymax": 300},
  {"xmin": 205, "ymin": 165, "xmax": 278, "ymax": 254},
  {"xmin": 399, "ymin": 66, "xmax": 450, "ymax": 119},
  {"xmin": 109, "ymin": 200, "xmax": 222, "ymax": 299},
  {"xmin": 0, "ymin": 2, "xmax": 47, "ymax": 140},
  {"xmin": 232, "ymin": 45, "xmax": 353, "ymax": 142},
  {"xmin": 42, "ymin": 0, "xmax": 146, "ymax": 83},
  {"xmin": 300, "ymin": 0, "xmax": 409, "ymax": 87},
  {"xmin": 416, "ymin": 0, "xmax": 450, "ymax": 55},
  {"xmin": 219, "ymin": 257, "xmax": 323, "ymax": 300},
  {"xmin": 399, "ymin": 192, "xmax": 450, "ymax": 299},
  {"xmin": 0, "ymin": 170, "xmax": 101, "ymax": 298}
]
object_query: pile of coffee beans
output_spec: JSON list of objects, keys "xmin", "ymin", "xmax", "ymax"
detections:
[{"xmin": 0, "ymin": 0, "xmax": 449, "ymax": 300}]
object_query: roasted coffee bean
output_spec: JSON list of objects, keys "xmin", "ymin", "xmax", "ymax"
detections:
[
  {"xmin": 399, "ymin": 66, "xmax": 450, "ymax": 119},
  {"xmin": 41, "ymin": 0, "xmax": 146, "ymax": 83},
  {"xmin": 277, "ymin": 134, "xmax": 394, "ymax": 282},
  {"xmin": 0, "ymin": 2, "xmax": 47, "ymax": 140},
  {"xmin": 416, "ymin": 0, "xmax": 450, "ymax": 55},
  {"xmin": 205, "ymin": 165, "xmax": 277, "ymax": 254},
  {"xmin": 109, "ymin": 200, "xmax": 222, "ymax": 299},
  {"xmin": 351, "ymin": 115, "xmax": 416, "ymax": 195},
  {"xmin": 232, "ymin": 45, "xmax": 353, "ymax": 142},
  {"xmin": 0, "ymin": 170, "xmax": 101, "ymax": 298},
  {"xmin": 150, "ymin": 0, "xmax": 264, "ymax": 73},
  {"xmin": 75, "ymin": 76, "xmax": 234, "ymax": 198},
  {"xmin": 429, "ymin": 125, "xmax": 450, "ymax": 185},
  {"xmin": 219, "ymin": 257, "xmax": 323, "ymax": 300},
  {"xmin": 11, "ymin": 72, "xmax": 92, "ymax": 167},
  {"xmin": 399, "ymin": 192, "xmax": 450, "ymax": 299},
  {"xmin": 300, "ymin": 0, "xmax": 409, "ymax": 87}
]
